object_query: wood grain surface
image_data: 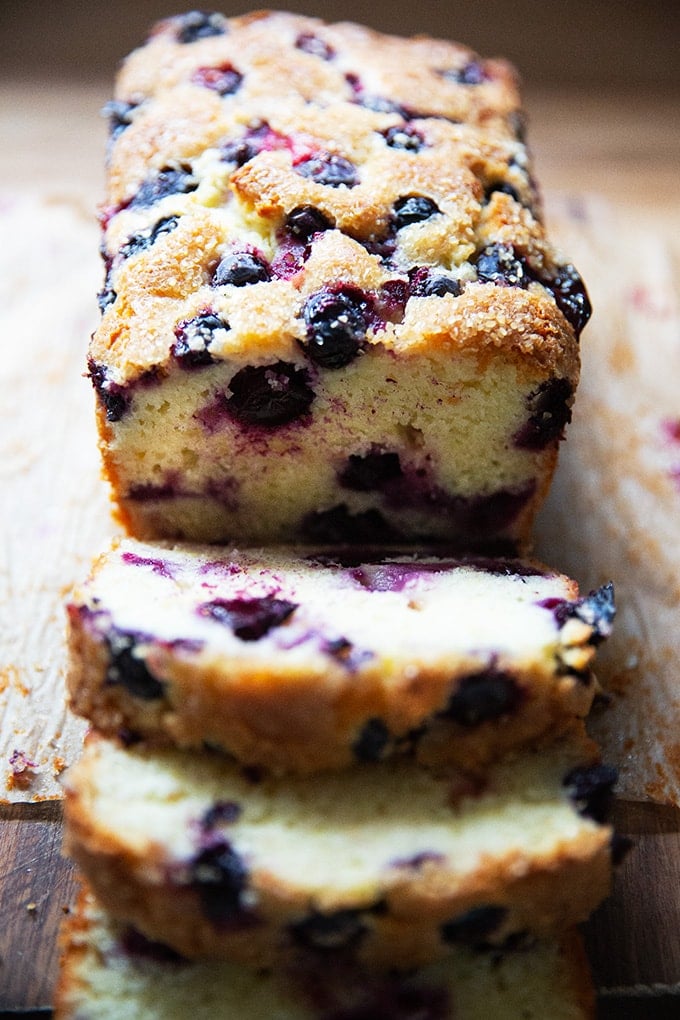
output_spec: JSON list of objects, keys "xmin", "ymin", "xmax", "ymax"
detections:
[{"xmin": 1, "ymin": 80, "xmax": 679, "ymax": 1013}]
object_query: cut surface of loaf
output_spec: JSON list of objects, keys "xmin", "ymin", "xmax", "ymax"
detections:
[
  {"xmin": 66, "ymin": 538, "xmax": 614, "ymax": 773},
  {"xmin": 62, "ymin": 730, "xmax": 615, "ymax": 969},
  {"xmin": 54, "ymin": 888, "xmax": 596, "ymax": 1019},
  {"xmin": 90, "ymin": 9, "xmax": 589, "ymax": 549}
]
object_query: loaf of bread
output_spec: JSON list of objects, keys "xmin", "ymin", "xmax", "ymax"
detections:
[
  {"xmin": 66, "ymin": 538, "xmax": 613, "ymax": 773},
  {"xmin": 54, "ymin": 887, "xmax": 596, "ymax": 1019},
  {"xmin": 62, "ymin": 729, "xmax": 615, "ymax": 969},
  {"xmin": 90, "ymin": 9, "xmax": 589, "ymax": 550}
]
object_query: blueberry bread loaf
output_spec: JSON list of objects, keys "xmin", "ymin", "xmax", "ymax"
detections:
[
  {"xmin": 62, "ymin": 729, "xmax": 615, "ymax": 970},
  {"xmin": 66, "ymin": 539, "xmax": 613, "ymax": 774},
  {"xmin": 55, "ymin": 888, "xmax": 596, "ymax": 1020},
  {"xmin": 90, "ymin": 10, "xmax": 589, "ymax": 550}
]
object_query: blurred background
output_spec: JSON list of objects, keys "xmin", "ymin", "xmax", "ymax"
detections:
[
  {"xmin": 1, "ymin": 0, "xmax": 679, "ymax": 87},
  {"xmin": 1, "ymin": 0, "xmax": 678, "ymax": 213}
]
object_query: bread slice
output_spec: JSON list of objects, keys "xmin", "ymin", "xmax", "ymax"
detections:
[
  {"xmin": 66, "ymin": 539, "xmax": 613, "ymax": 773},
  {"xmin": 54, "ymin": 887, "xmax": 595, "ymax": 1018},
  {"xmin": 62, "ymin": 729, "xmax": 615, "ymax": 969}
]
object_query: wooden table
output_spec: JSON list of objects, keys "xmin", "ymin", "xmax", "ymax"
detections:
[{"xmin": 1, "ymin": 80, "xmax": 679, "ymax": 1015}]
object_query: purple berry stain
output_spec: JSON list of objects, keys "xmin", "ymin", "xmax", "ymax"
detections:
[
  {"xmin": 295, "ymin": 32, "xmax": 335, "ymax": 60},
  {"xmin": 197, "ymin": 596, "xmax": 297, "ymax": 640},
  {"xmin": 191, "ymin": 63, "xmax": 242, "ymax": 95}
]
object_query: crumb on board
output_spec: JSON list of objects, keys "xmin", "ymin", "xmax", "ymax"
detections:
[{"xmin": 6, "ymin": 748, "xmax": 40, "ymax": 791}]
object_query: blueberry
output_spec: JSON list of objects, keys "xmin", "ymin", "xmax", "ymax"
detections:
[
  {"xmin": 440, "ymin": 61, "xmax": 487, "ymax": 85},
  {"xmin": 212, "ymin": 251, "xmax": 271, "ymax": 287},
  {"xmin": 382, "ymin": 124, "xmax": 424, "ymax": 152},
  {"xmin": 440, "ymin": 905, "xmax": 507, "ymax": 946},
  {"xmin": 172, "ymin": 312, "xmax": 228, "ymax": 369},
  {"xmin": 296, "ymin": 153, "xmax": 358, "ymax": 188},
  {"xmin": 563, "ymin": 763, "xmax": 618, "ymax": 823},
  {"xmin": 443, "ymin": 671, "xmax": 523, "ymax": 726},
  {"xmin": 200, "ymin": 801, "xmax": 242, "ymax": 829},
  {"xmin": 295, "ymin": 32, "xmax": 335, "ymax": 60},
  {"xmin": 188, "ymin": 839, "xmax": 249, "ymax": 926},
  {"xmin": 301, "ymin": 505, "xmax": 402, "ymax": 544},
  {"xmin": 191, "ymin": 63, "xmax": 243, "ymax": 96},
  {"xmin": 300, "ymin": 286, "xmax": 368, "ymax": 368},
  {"xmin": 88, "ymin": 360, "xmax": 130, "ymax": 422},
  {"xmin": 345, "ymin": 76, "xmax": 409, "ymax": 117},
  {"xmin": 197, "ymin": 596, "xmax": 297, "ymax": 640},
  {"xmin": 322, "ymin": 637, "xmax": 374, "ymax": 671},
  {"xmin": 390, "ymin": 851, "xmax": 446, "ymax": 870},
  {"xmin": 544, "ymin": 264, "xmax": 592, "ymax": 337},
  {"xmin": 409, "ymin": 267, "xmax": 461, "ymax": 298},
  {"xmin": 392, "ymin": 196, "xmax": 440, "ymax": 230},
  {"xmin": 173, "ymin": 11, "xmax": 228, "ymax": 44},
  {"xmin": 102, "ymin": 100, "xmax": 137, "ymax": 140},
  {"xmin": 377, "ymin": 278, "xmax": 410, "ymax": 319},
  {"xmin": 474, "ymin": 243, "xmax": 527, "ymax": 287},
  {"xmin": 285, "ymin": 205, "xmax": 334, "ymax": 239},
  {"xmin": 361, "ymin": 95, "xmax": 408, "ymax": 116},
  {"xmin": 120, "ymin": 927, "xmax": 187, "ymax": 965},
  {"xmin": 574, "ymin": 583, "xmax": 616, "ymax": 643},
  {"xmin": 339, "ymin": 451, "xmax": 403, "ymax": 491},
  {"xmin": 104, "ymin": 629, "xmax": 164, "ymax": 700},
  {"xmin": 540, "ymin": 583, "xmax": 615, "ymax": 646},
  {"xmin": 221, "ymin": 137, "xmax": 260, "ymax": 168},
  {"xmin": 97, "ymin": 259, "xmax": 116, "ymax": 312},
  {"xmin": 119, "ymin": 216, "xmax": 180, "ymax": 260},
  {"xmin": 225, "ymin": 362, "xmax": 315, "ymax": 426},
  {"xmin": 289, "ymin": 908, "xmax": 368, "ymax": 951},
  {"xmin": 513, "ymin": 378, "xmax": 574, "ymax": 449},
  {"xmin": 129, "ymin": 167, "xmax": 197, "ymax": 209},
  {"xmin": 220, "ymin": 122, "xmax": 288, "ymax": 168},
  {"xmin": 352, "ymin": 718, "xmax": 390, "ymax": 762},
  {"xmin": 484, "ymin": 180, "xmax": 521, "ymax": 203}
]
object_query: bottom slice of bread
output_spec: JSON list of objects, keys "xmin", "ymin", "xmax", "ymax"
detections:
[
  {"xmin": 55, "ymin": 888, "xmax": 595, "ymax": 1019},
  {"xmin": 62, "ymin": 729, "xmax": 614, "ymax": 969}
]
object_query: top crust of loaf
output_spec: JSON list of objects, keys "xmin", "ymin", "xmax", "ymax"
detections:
[{"xmin": 94, "ymin": 10, "xmax": 584, "ymax": 388}]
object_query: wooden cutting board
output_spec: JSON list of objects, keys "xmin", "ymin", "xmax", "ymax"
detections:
[{"xmin": 1, "ymin": 82, "xmax": 680, "ymax": 1013}]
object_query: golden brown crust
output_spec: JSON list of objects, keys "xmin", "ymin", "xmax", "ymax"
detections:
[
  {"xmin": 65, "ymin": 541, "xmax": 600, "ymax": 773},
  {"xmin": 61, "ymin": 732, "xmax": 613, "ymax": 970}
]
